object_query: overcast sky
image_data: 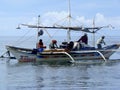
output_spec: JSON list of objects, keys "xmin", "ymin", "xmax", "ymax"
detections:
[{"xmin": 0, "ymin": 0, "xmax": 120, "ymax": 36}]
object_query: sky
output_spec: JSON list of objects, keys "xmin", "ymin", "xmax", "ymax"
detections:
[{"xmin": 0, "ymin": 0, "xmax": 120, "ymax": 37}]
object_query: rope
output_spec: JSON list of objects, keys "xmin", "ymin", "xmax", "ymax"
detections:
[
  {"xmin": 14, "ymin": 36, "xmax": 35, "ymax": 46},
  {"xmin": 14, "ymin": 29, "xmax": 31, "ymax": 45},
  {"xmin": 12, "ymin": 29, "xmax": 36, "ymax": 47}
]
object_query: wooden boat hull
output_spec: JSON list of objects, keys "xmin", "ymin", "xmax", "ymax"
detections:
[{"xmin": 6, "ymin": 44, "xmax": 120, "ymax": 63}]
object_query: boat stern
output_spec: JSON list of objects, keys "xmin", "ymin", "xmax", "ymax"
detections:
[{"xmin": 6, "ymin": 45, "xmax": 36, "ymax": 62}]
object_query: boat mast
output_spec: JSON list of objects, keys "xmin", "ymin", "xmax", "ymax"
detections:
[
  {"xmin": 92, "ymin": 17, "xmax": 95, "ymax": 47},
  {"xmin": 37, "ymin": 15, "xmax": 40, "ymax": 45},
  {"xmin": 67, "ymin": 0, "xmax": 71, "ymax": 42}
]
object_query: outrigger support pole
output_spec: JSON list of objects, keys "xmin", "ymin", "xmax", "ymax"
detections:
[
  {"xmin": 72, "ymin": 50, "xmax": 107, "ymax": 62},
  {"xmin": 50, "ymin": 52, "xmax": 75, "ymax": 63},
  {"xmin": 62, "ymin": 52, "xmax": 75, "ymax": 63},
  {"xmin": 96, "ymin": 51, "xmax": 107, "ymax": 62},
  {"xmin": 0, "ymin": 51, "xmax": 8, "ymax": 58},
  {"xmin": 59, "ymin": 51, "xmax": 107, "ymax": 63},
  {"xmin": 0, "ymin": 51, "xmax": 16, "ymax": 59}
]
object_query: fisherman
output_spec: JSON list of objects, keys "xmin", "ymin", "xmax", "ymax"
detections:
[
  {"xmin": 67, "ymin": 41, "xmax": 74, "ymax": 50},
  {"xmin": 37, "ymin": 39, "xmax": 46, "ymax": 52},
  {"xmin": 96, "ymin": 36, "xmax": 106, "ymax": 49},
  {"xmin": 49, "ymin": 40, "xmax": 58, "ymax": 49},
  {"xmin": 77, "ymin": 33, "xmax": 88, "ymax": 44}
]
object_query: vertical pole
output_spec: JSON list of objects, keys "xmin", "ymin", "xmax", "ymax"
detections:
[
  {"xmin": 36, "ymin": 15, "xmax": 40, "ymax": 48},
  {"xmin": 37, "ymin": 15, "xmax": 40, "ymax": 41},
  {"xmin": 92, "ymin": 17, "xmax": 95, "ymax": 47},
  {"xmin": 68, "ymin": 0, "xmax": 71, "ymax": 18},
  {"xmin": 67, "ymin": 0, "xmax": 71, "ymax": 42}
]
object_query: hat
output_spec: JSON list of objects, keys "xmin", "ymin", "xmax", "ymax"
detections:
[
  {"xmin": 102, "ymin": 36, "xmax": 105, "ymax": 38},
  {"xmin": 39, "ymin": 39, "xmax": 42, "ymax": 42},
  {"xmin": 84, "ymin": 33, "xmax": 87, "ymax": 35},
  {"xmin": 52, "ymin": 40, "xmax": 57, "ymax": 43}
]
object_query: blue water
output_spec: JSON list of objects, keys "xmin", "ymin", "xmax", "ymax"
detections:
[{"xmin": 0, "ymin": 36, "xmax": 120, "ymax": 90}]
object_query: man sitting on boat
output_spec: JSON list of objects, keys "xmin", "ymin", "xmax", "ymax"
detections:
[
  {"xmin": 49, "ymin": 40, "xmax": 58, "ymax": 49},
  {"xmin": 37, "ymin": 39, "xmax": 46, "ymax": 52},
  {"xmin": 97, "ymin": 36, "xmax": 106, "ymax": 49},
  {"xmin": 77, "ymin": 33, "xmax": 88, "ymax": 44},
  {"xmin": 67, "ymin": 41, "xmax": 74, "ymax": 50}
]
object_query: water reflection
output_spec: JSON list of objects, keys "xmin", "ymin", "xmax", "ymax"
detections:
[
  {"xmin": 1, "ymin": 58, "xmax": 120, "ymax": 90},
  {"xmin": 0, "ymin": 60, "xmax": 7, "ymax": 90}
]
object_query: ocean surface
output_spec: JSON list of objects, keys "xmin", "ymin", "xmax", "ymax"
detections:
[{"xmin": 0, "ymin": 36, "xmax": 120, "ymax": 90}]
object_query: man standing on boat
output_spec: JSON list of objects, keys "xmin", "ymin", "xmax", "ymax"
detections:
[
  {"xmin": 97, "ymin": 36, "xmax": 106, "ymax": 49},
  {"xmin": 77, "ymin": 33, "xmax": 88, "ymax": 44}
]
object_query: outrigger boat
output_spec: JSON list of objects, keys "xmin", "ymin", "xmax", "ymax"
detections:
[
  {"xmin": 5, "ymin": 0, "xmax": 120, "ymax": 63},
  {"xmin": 6, "ymin": 21, "xmax": 120, "ymax": 63},
  {"xmin": 6, "ymin": 43, "xmax": 120, "ymax": 63}
]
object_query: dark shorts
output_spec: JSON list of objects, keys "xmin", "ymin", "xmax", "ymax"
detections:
[{"xmin": 97, "ymin": 44, "xmax": 102, "ymax": 49}]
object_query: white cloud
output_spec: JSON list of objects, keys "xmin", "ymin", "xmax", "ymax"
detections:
[
  {"xmin": 42, "ymin": 11, "xmax": 68, "ymax": 26},
  {"xmin": 1, "ymin": 11, "xmax": 120, "ymax": 36},
  {"xmin": 94, "ymin": 13, "xmax": 120, "ymax": 29},
  {"xmin": 95, "ymin": 13, "xmax": 105, "ymax": 23},
  {"xmin": 25, "ymin": 11, "xmax": 120, "ymax": 29}
]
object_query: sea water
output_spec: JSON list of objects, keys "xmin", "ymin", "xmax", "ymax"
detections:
[{"xmin": 0, "ymin": 36, "xmax": 120, "ymax": 90}]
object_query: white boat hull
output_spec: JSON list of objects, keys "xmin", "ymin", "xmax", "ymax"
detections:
[{"xmin": 6, "ymin": 44, "xmax": 120, "ymax": 63}]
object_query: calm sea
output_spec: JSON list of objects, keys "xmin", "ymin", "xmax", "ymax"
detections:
[{"xmin": 0, "ymin": 36, "xmax": 120, "ymax": 90}]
